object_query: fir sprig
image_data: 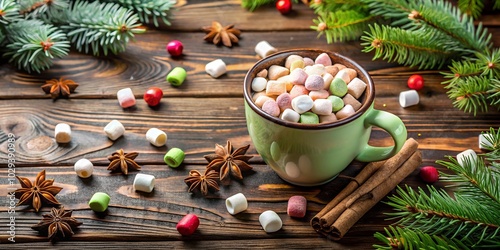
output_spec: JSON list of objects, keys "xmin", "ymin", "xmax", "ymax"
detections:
[
  {"xmin": 0, "ymin": 0, "xmax": 21, "ymax": 25},
  {"xmin": 311, "ymin": 9, "xmax": 373, "ymax": 43},
  {"xmin": 3, "ymin": 19, "xmax": 70, "ymax": 73},
  {"xmin": 479, "ymin": 127, "xmax": 500, "ymax": 161},
  {"xmin": 241, "ymin": 0, "xmax": 274, "ymax": 11},
  {"xmin": 105, "ymin": 0, "xmax": 176, "ymax": 27},
  {"xmin": 458, "ymin": 0, "xmax": 484, "ymax": 19},
  {"xmin": 18, "ymin": 0, "xmax": 70, "ymax": 18},
  {"xmin": 445, "ymin": 76, "xmax": 492, "ymax": 115}
]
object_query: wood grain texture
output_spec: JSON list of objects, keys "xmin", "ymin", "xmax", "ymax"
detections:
[{"xmin": 1, "ymin": 1, "xmax": 500, "ymax": 249}]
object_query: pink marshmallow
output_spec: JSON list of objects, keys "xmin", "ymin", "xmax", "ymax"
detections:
[
  {"xmin": 287, "ymin": 195, "xmax": 307, "ymax": 218},
  {"xmin": 309, "ymin": 89, "xmax": 329, "ymax": 100},
  {"xmin": 276, "ymin": 93, "xmax": 293, "ymax": 112},
  {"xmin": 117, "ymin": 88, "xmax": 136, "ymax": 108},
  {"xmin": 290, "ymin": 85, "xmax": 309, "ymax": 99},
  {"xmin": 262, "ymin": 100, "xmax": 280, "ymax": 117},
  {"xmin": 305, "ymin": 75, "xmax": 324, "ymax": 91},
  {"xmin": 290, "ymin": 68, "xmax": 308, "ymax": 85},
  {"xmin": 314, "ymin": 53, "xmax": 332, "ymax": 66},
  {"xmin": 303, "ymin": 57, "xmax": 314, "ymax": 66}
]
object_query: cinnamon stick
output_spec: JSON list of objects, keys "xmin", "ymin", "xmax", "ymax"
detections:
[
  {"xmin": 330, "ymin": 150, "xmax": 422, "ymax": 240},
  {"xmin": 311, "ymin": 160, "xmax": 385, "ymax": 231}
]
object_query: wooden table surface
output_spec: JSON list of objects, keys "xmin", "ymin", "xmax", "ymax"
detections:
[{"xmin": 1, "ymin": 1, "xmax": 499, "ymax": 249}]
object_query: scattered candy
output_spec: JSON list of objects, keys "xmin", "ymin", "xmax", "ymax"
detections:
[
  {"xmin": 336, "ymin": 104, "xmax": 355, "ymax": 120},
  {"xmin": 281, "ymin": 108, "xmax": 300, "ymax": 122},
  {"xmin": 133, "ymin": 173, "xmax": 156, "ymax": 193},
  {"xmin": 299, "ymin": 111, "xmax": 319, "ymax": 124},
  {"xmin": 143, "ymin": 87, "xmax": 163, "ymax": 107},
  {"xmin": 205, "ymin": 59, "xmax": 227, "ymax": 78},
  {"xmin": 166, "ymin": 40, "xmax": 183, "ymax": 57},
  {"xmin": 54, "ymin": 123, "xmax": 71, "ymax": 143},
  {"xmin": 225, "ymin": 193, "xmax": 248, "ymax": 215},
  {"xmin": 259, "ymin": 210, "xmax": 282, "ymax": 233},
  {"xmin": 255, "ymin": 41, "xmax": 277, "ymax": 58},
  {"xmin": 276, "ymin": 0, "xmax": 292, "ymax": 15},
  {"xmin": 89, "ymin": 192, "xmax": 110, "ymax": 212},
  {"xmin": 167, "ymin": 67, "xmax": 187, "ymax": 86},
  {"xmin": 419, "ymin": 166, "xmax": 439, "ymax": 183},
  {"xmin": 251, "ymin": 77, "xmax": 267, "ymax": 92},
  {"xmin": 407, "ymin": 74, "xmax": 424, "ymax": 90},
  {"xmin": 287, "ymin": 195, "xmax": 307, "ymax": 218},
  {"xmin": 399, "ymin": 90, "xmax": 419, "ymax": 108},
  {"xmin": 74, "ymin": 158, "xmax": 93, "ymax": 178},
  {"xmin": 176, "ymin": 214, "xmax": 199, "ymax": 236},
  {"xmin": 104, "ymin": 120, "xmax": 125, "ymax": 141},
  {"xmin": 479, "ymin": 133, "xmax": 494, "ymax": 149},
  {"xmin": 117, "ymin": 87, "xmax": 136, "ymax": 108},
  {"xmin": 164, "ymin": 147, "xmax": 185, "ymax": 168},
  {"xmin": 456, "ymin": 149, "xmax": 477, "ymax": 168},
  {"xmin": 146, "ymin": 128, "xmax": 167, "ymax": 147}
]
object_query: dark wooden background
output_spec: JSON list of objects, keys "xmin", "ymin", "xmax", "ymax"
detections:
[{"xmin": 1, "ymin": 1, "xmax": 499, "ymax": 249}]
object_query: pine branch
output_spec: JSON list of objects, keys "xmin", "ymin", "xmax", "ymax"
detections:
[
  {"xmin": 495, "ymin": 0, "xmax": 500, "ymax": 10},
  {"xmin": 360, "ymin": 23, "xmax": 462, "ymax": 69},
  {"xmin": 487, "ymin": 79, "xmax": 500, "ymax": 110},
  {"xmin": 0, "ymin": 0, "xmax": 22, "ymax": 25},
  {"xmin": 241, "ymin": 0, "xmax": 274, "ymax": 11},
  {"xmin": 442, "ymin": 60, "xmax": 485, "ymax": 88},
  {"xmin": 445, "ymin": 76, "xmax": 493, "ymax": 115},
  {"xmin": 3, "ymin": 19, "xmax": 70, "ymax": 73},
  {"xmin": 373, "ymin": 226, "xmax": 470, "ymax": 250},
  {"xmin": 479, "ymin": 127, "xmax": 500, "ymax": 160},
  {"xmin": 458, "ymin": 0, "xmax": 485, "ymax": 19},
  {"xmin": 360, "ymin": 0, "xmax": 417, "ymax": 27},
  {"xmin": 104, "ymin": 0, "xmax": 176, "ymax": 27},
  {"xmin": 18, "ymin": 0, "xmax": 69, "ymax": 18},
  {"xmin": 46, "ymin": 1, "xmax": 145, "ymax": 56},
  {"xmin": 311, "ymin": 9, "xmax": 374, "ymax": 43}
]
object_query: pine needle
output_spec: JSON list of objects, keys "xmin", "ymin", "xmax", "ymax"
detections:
[{"xmin": 104, "ymin": 0, "xmax": 176, "ymax": 27}]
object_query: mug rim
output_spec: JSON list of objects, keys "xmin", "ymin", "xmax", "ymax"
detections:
[{"xmin": 243, "ymin": 49, "xmax": 375, "ymax": 129}]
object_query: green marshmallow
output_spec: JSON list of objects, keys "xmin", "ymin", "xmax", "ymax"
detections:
[
  {"xmin": 89, "ymin": 192, "xmax": 110, "ymax": 212},
  {"xmin": 329, "ymin": 78, "xmax": 348, "ymax": 97},
  {"xmin": 327, "ymin": 95, "xmax": 344, "ymax": 112},
  {"xmin": 167, "ymin": 67, "xmax": 187, "ymax": 86},
  {"xmin": 299, "ymin": 112, "xmax": 319, "ymax": 124},
  {"xmin": 164, "ymin": 147, "xmax": 185, "ymax": 168}
]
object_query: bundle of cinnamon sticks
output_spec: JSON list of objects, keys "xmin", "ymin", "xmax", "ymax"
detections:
[{"xmin": 311, "ymin": 138, "xmax": 421, "ymax": 240}]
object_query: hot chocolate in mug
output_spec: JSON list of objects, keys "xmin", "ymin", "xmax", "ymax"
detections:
[{"xmin": 243, "ymin": 49, "xmax": 407, "ymax": 186}]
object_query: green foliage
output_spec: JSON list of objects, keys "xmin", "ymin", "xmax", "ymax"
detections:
[
  {"xmin": 458, "ymin": 0, "xmax": 484, "ymax": 20},
  {"xmin": 18, "ymin": 0, "xmax": 69, "ymax": 18},
  {"xmin": 0, "ymin": 0, "xmax": 21, "ymax": 24},
  {"xmin": 311, "ymin": 9, "xmax": 373, "ymax": 43},
  {"xmin": 3, "ymin": 19, "xmax": 70, "ymax": 73},
  {"xmin": 241, "ymin": 0, "xmax": 274, "ymax": 11},
  {"xmin": 104, "ymin": 0, "xmax": 176, "ymax": 27}
]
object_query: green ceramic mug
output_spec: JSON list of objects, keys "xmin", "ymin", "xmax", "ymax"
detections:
[{"xmin": 243, "ymin": 49, "xmax": 407, "ymax": 186}]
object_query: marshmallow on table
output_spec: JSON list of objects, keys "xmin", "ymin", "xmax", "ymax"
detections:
[
  {"xmin": 74, "ymin": 158, "xmax": 93, "ymax": 178},
  {"xmin": 457, "ymin": 149, "xmax": 478, "ymax": 168},
  {"xmin": 251, "ymin": 77, "xmax": 268, "ymax": 92},
  {"xmin": 281, "ymin": 109, "xmax": 300, "ymax": 123},
  {"xmin": 104, "ymin": 119, "xmax": 125, "ymax": 141},
  {"xmin": 146, "ymin": 128, "xmax": 167, "ymax": 147},
  {"xmin": 255, "ymin": 41, "xmax": 278, "ymax": 58},
  {"xmin": 226, "ymin": 193, "xmax": 248, "ymax": 215},
  {"xmin": 117, "ymin": 87, "xmax": 136, "ymax": 108},
  {"xmin": 89, "ymin": 192, "xmax": 110, "ymax": 212},
  {"xmin": 259, "ymin": 210, "xmax": 282, "ymax": 233},
  {"xmin": 205, "ymin": 59, "xmax": 226, "ymax": 78},
  {"xmin": 399, "ymin": 90, "xmax": 419, "ymax": 108},
  {"xmin": 479, "ymin": 133, "xmax": 494, "ymax": 149},
  {"xmin": 133, "ymin": 173, "xmax": 156, "ymax": 193},
  {"xmin": 55, "ymin": 123, "xmax": 71, "ymax": 143},
  {"xmin": 287, "ymin": 195, "xmax": 307, "ymax": 218}
]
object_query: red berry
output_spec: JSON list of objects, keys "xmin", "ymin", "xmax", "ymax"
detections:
[
  {"xmin": 166, "ymin": 40, "xmax": 183, "ymax": 57},
  {"xmin": 419, "ymin": 166, "xmax": 439, "ymax": 183},
  {"xmin": 176, "ymin": 213, "xmax": 199, "ymax": 236},
  {"xmin": 407, "ymin": 74, "xmax": 424, "ymax": 90},
  {"xmin": 276, "ymin": 0, "xmax": 292, "ymax": 15},
  {"xmin": 143, "ymin": 87, "xmax": 163, "ymax": 106}
]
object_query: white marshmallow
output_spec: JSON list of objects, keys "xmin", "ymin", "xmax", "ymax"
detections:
[
  {"xmin": 336, "ymin": 104, "xmax": 355, "ymax": 120},
  {"xmin": 304, "ymin": 64, "xmax": 325, "ymax": 76},
  {"xmin": 319, "ymin": 113, "xmax": 338, "ymax": 123},
  {"xmin": 280, "ymin": 108, "xmax": 300, "ymax": 123},
  {"xmin": 74, "ymin": 158, "xmax": 93, "ymax": 178},
  {"xmin": 55, "ymin": 123, "xmax": 71, "ymax": 143},
  {"xmin": 399, "ymin": 90, "xmax": 419, "ymax": 108},
  {"xmin": 312, "ymin": 99, "xmax": 333, "ymax": 115},
  {"xmin": 322, "ymin": 73, "xmax": 334, "ymax": 90},
  {"xmin": 205, "ymin": 59, "xmax": 227, "ymax": 78},
  {"xmin": 479, "ymin": 133, "xmax": 494, "ymax": 149},
  {"xmin": 259, "ymin": 210, "xmax": 282, "ymax": 233},
  {"xmin": 335, "ymin": 70, "xmax": 351, "ymax": 84},
  {"xmin": 116, "ymin": 87, "xmax": 136, "ymax": 108},
  {"xmin": 133, "ymin": 173, "xmax": 155, "ymax": 193},
  {"xmin": 255, "ymin": 41, "xmax": 277, "ymax": 58},
  {"xmin": 226, "ymin": 193, "xmax": 248, "ymax": 215},
  {"xmin": 285, "ymin": 161, "xmax": 300, "ymax": 179},
  {"xmin": 347, "ymin": 77, "xmax": 367, "ymax": 99},
  {"xmin": 457, "ymin": 149, "xmax": 477, "ymax": 168},
  {"xmin": 251, "ymin": 77, "xmax": 268, "ymax": 92},
  {"xmin": 146, "ymin": 128, "xmax": 167, "ymax": 147},
  {"xmin": 291, "ymin": 95, "xmax": 314, "ymax": 114},
  {"xmin": 104, "ymin": 120, "xmax": 125, "ymax": 141}
]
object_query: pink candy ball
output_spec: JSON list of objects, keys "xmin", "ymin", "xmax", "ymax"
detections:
[
  {"xmin": 262, "ymin": 100, "xmax": 280, "ymax": 117},
  {"xmin": 166, "ymin": 40, "xmax": 183, "ymax": 57},
  {"xmin": 276, "ymin": 93, "xmax": 293, "ymax": 112}
]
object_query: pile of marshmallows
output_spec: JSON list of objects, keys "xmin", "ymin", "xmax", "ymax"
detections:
[{"xmin": 251, "ymin": 52, "xmax": 367, "ymax": 124}]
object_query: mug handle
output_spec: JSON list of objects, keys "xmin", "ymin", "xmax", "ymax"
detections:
[{"xmin": 355, "ymin": 109, "xmax": 407, "ymax": 162}]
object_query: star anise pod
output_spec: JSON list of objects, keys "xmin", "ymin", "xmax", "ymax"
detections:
[
  {"xmin": 184, "ymin": 169, "xmax": 220, "ymax": 196},
  {"xmin": 41, "ymin": 78, "xmax": 79, "ymax": 99},
  {"xmin": 107, "ymin": 148, "xmax": 141, "ymax": 175},
  {"xmin": 202, "ymin": 21, "xmax": 241, "ymax": 47},
  {"xmin": 15, "ymin": 170, "xmax": 63, "ymax": 212},
  {"xmin": 204, "ymin": 141, "xmax": 253, "ymax": 182},
  {"xmin": 31, "ymin": 206, "xmax": 82, "ymax": 242}
]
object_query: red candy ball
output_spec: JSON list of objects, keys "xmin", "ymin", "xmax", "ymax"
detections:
[
  {"xmin": 276, "ymin": 0, "xmax": 292, "ymax": 15},
  {"xmin": 407, "ymin": 74, "xmax": 424, "ymax": 91},
  {"xmin": 176, "ymin": 213, "xmax": 199, "ymax": 236},
  {"xmin": 419, "ymin": 166, "xmax": 439, "ymax": 183},
  {"xmin": 166, "ymin": 40, "xmax": 183, "ymax": 57},
  {"xmin": 143, "ymin": 87, "xmax": 163, "ymax": 107}
]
